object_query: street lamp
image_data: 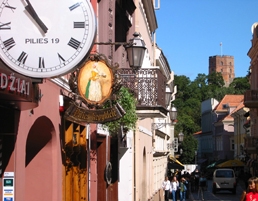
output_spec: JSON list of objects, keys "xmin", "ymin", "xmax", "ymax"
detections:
[
  {"xmin": 180, "ymin": 148, "xmax": 183, "ymax": 154},
  {"xmin": 125, "ymin": 33, "xmax": 146, "ymax": 71},
  {"xmin": 95, "ymin": 32, "xmax": 146, "ymax": 71},
  {"xmin": 169, "ymin": 104, "xmax": 177, "ymax": 122},
  {"xmin": 178, "ymin": 131, "xmax": 184, "ymax": 142}
]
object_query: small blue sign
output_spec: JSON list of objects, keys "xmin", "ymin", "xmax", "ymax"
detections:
[{"xmin": 4, "ymin": 198, "xmax": 13, "ymax": 201}]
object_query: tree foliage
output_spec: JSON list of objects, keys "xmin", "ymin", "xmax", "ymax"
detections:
[
  {"xmin": 179, "ymin": 135, "xmax": 198, "ymax": 164},
  {"xmin": 104, "ymin": 86, "xmax": 137, "ymax": 134}
]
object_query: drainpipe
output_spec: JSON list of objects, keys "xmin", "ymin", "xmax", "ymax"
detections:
[
  {"xmin": 106, "ymin": 134, "xmax": 108, "ymax": 201},
  {"xmin": 134, "ymin": 130, "xmax": 136, "ymax": 201},
  {"xmin": 87, "ymin": 124, "xmax": 91, "ymax": 201}
]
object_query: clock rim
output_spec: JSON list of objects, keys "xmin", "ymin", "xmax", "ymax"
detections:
[{"xmin": 0, "ymin": 0, "xmax": 97, "ymax": 78}]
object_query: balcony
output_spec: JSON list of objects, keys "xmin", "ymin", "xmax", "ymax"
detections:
[
  {"xmin": 118, "ymin": 68, "xmax": 169, "ymax": 118},
  {"xmin": 244, "ymin": 90, "xmax": 258, "ymax": 108}
]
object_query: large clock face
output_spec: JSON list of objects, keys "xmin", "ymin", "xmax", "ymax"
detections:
[{"xmin": 0, "ymin": 0, "xmax": 96, "ymax": 78}]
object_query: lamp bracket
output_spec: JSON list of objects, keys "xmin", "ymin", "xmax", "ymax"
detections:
[
  {"xmin": 94, "ymin": 41, "xmax": 133, "ymax": 47},
  {"xmin": 152, "ymin": 123, "xmax": 172, "ymax": 132}
]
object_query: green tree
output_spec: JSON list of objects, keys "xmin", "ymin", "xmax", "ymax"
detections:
[
  {"xmin": 229, "ymin": 77, "xmax": 250, "ymax": 94},
  {"xmin": 207, "ymin": 72, "xmax": 225, "ymax": 88},
  {"xmin": 179, "ymin": 134, "xmax": 198, "ymax": 164}
]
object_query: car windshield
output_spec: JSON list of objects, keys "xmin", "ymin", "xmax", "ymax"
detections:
[{"xmin": 215, "ymin": 170, "xmax": 234, "ymax": 178}]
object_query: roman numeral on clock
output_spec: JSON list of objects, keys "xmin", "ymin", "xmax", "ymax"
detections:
[
  {"xmin": 0, "ymin": 22, "xmax": 11, "ymax": 30},
  {"xmin": 3, "ymin": 37, "xmax": 15, "ymax": 50},
  {"xmin": 4, "ymin": 4, "xmax": 16, "ymax": 12},
  {"xmin": 74, "ymin": 22, "xmax": 85, "ymax": 28},
  {"xmin": 39, "ymin": 57, "xmax": 45, "ymax": 68},
  {"xmin": 69, "ymin": 3, "xmax": 80, "ymax": 11},
  {"xmin": 57, "ymin": 53, "xmax": 65, "ymax": 63},
  {"xmin": 17, "ymin": 51, "xmax": 28, "ymax": 64},
  {"xmin": 68, "ymin": 37, "xmax": 80, "ymax": 50}
]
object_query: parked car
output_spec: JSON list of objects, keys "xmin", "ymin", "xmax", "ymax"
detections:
[{"xmin": 212, "ymin": 168, "xmax": 237, "ymax": 194}]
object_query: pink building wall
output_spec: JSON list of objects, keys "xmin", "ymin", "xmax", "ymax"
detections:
[{"xmin": 7, "ymin": 80, "xmax": 63, "ymax": 201}]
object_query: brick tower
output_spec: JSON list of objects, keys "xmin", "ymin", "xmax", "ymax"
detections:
[{"xmin": 208, "ymin": 55, "xmax": 235, "ymax": 87}]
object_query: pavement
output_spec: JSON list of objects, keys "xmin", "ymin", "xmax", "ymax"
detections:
[
  {"xmin": 188, "ymin": 179, "xmax": 245, "ymax": 201},
  {"xmin": 167, "ymin": 179, "xmax": 245, "ymax": 201}
]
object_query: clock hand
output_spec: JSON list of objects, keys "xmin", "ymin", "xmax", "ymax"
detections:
[{"xmin": 24, "ymin": 0, "xmax": 48, "ymax": 33}]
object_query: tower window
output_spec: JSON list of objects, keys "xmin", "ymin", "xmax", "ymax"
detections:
[
  {"xmin": 221, "ymin": 69, "xmax": 223, "ymax": 72},
  {"xmin": 221, "ymin": 61, "xmax": 223, "ymax": 65}
]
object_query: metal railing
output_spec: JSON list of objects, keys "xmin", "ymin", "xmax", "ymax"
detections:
[{"xmin": 118, "ymin": 68, "xmax": 167, "ymax": 108}]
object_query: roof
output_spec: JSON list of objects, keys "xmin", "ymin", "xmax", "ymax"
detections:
[
  {"xmin": 193, "ymin": 131, "xmax": 202, "ymax": 135},
  {"xmin": 214, "ymin": 95, "xmax": 244, "ymax": 122},
  {"xmin": 232, "ymin": 102, "xmax": 244, "ymax": 113},
  {"xmin": 214, "ymin": 95, "xmax": 244, "ymax": 111}
]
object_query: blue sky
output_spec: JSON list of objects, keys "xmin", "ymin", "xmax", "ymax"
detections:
[{"xmin": 155, "ymin": 1, "xmax": 258, "ymax": 80}]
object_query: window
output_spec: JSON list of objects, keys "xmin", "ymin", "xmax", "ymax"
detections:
[
  {"xmin": 221, "ymin": 61, "xmax": 223, "ymax": 65},
  {"xmin": 231, "ymin": 139, "xmax": 234, "ymax": 150}
]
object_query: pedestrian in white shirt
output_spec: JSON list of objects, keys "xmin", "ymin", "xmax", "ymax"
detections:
[
  {"xmin": 162, "ymin": 176, "xmax": 170, "ymax": 201},
  {"xmin": 170, "ymin": 176, "xmax": 179, "ymax": 201}
]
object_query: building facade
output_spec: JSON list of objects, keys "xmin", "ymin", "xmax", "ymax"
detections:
[
  {"xmin": 212, "ymin": 95, "xmax": 244, "ymax": 160},
  {"xmin": 244, "ymin": 22, "xmax": 258, "ymax": 177}
]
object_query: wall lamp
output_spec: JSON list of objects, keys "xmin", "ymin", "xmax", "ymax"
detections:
[
  {"xmin": 178, "ymin": 131, "xmax": 184, "ymax": 142},
  {"xmin": 95, "ymin": 32, "xmax": 146, "ymax": 71}
]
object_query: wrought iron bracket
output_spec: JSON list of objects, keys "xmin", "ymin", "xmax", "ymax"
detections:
[
  {"xmin": 94, "ymin": 41, "xmax": 133, "ymax": 48},
  {"xmin": 151, "ymin": 123, "xmax": 172, "ymax": 132}
]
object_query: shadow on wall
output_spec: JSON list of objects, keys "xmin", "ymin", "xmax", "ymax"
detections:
[{"xmin": 26, "ymin": 116, "xmax": 53, "ymax": 166}]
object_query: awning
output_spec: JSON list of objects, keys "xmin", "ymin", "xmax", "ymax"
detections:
[
  {"xmin": 168, "ymin": 161, "xmax": 184, "ymax": 170},
  {"xmin": 168, "ymin": 154, "xmax": 184, "ymax": 169},
  {"xmin": 206, "ymin": 159, "xmax": 227, "ymax": 169},
  {"xmin": 216, "ymin": 159, "xmax": 245, "ymax": 168}
]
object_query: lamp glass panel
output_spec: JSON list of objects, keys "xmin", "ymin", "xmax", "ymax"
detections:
[
  {"xmin": 165, "ymin": 92, "xmax": 172, "ymax": 107},
  {"xmin": 127, "ymin": 46, "xmax": 144, "ymax": 67},
  {"xmin": 170, "ymin": 110, "xmax": 177, "ymax": 121}
]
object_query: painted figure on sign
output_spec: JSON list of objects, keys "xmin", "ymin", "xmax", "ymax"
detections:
[{"xmin": 85, "ymin": 62, "xmax": 106, "ymax": 102}]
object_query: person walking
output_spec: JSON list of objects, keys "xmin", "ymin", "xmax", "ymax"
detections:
[
  {"xmin": 198, "ymin": 173, "xmax": 207, "ymax": 201},
  {"xmin": 170, "ymin": 176, "xmax": 179, "ymax": 201},
  {"xmin": 162, "ymin": 176, "xmax": 171, "ymax": 201},
  {"xmin": 241, "ymin": 177, "xmax": 256, "ymax": 201},
  {"xmin": 179, "ymin": 177, "xmax": 188, "ymax": 201}
]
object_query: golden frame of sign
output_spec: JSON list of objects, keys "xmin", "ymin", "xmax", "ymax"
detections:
[{"xmin": 78, "ymin": 59, "xmax": 114, "ymax": 105}]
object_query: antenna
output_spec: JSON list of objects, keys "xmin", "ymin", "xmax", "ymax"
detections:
[{"xmin": 220, "ymin": 42, "xmax": 223, "ymax": 56}]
